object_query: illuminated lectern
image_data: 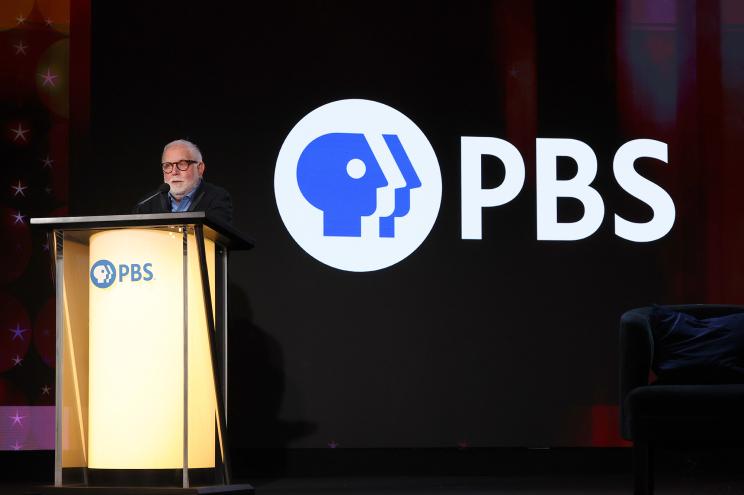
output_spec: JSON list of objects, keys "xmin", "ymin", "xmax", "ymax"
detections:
[{"xmin": 30, "ymin": 213, "xmax": 254, "ymax": 494}]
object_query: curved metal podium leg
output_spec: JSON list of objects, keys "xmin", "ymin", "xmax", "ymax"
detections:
[
  {"xmin": 182, "ymin": 226, "xmax": 190, "ymax": 489},
  {"xmin": 194, "ymin": 224, "xmax": 231, "ymax": 485}
]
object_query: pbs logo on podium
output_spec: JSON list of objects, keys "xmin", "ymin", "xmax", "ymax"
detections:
[
  {"xmin": 90, "ymin": 259, "xmax": 116, "ymax": 289},
  {"xmin": 275, "ymin": 99, "xmax": 442, "ymax": 272},
  {"xmin": 90, "ymin": 259, "xmax": 154, "ymax": 288}
]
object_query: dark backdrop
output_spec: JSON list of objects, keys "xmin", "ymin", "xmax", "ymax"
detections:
[{"xmin": 74, "ymin": 0, "xmax": 744, "ymax": 449}]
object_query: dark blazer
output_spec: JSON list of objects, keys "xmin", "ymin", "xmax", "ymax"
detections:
[{"xmin": 133, "ymin": 181, "xmax": 233, "ymax": 225}]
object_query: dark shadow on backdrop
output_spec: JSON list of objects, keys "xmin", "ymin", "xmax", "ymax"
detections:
[{"xmin": 226, "ymin": 282, "xmax": 316, "ymax": 477}]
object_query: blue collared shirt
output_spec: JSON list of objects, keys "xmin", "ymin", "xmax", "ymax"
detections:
[{"xmin": 169, "ymin": 180, "xmax": 201, "ymax": 213}]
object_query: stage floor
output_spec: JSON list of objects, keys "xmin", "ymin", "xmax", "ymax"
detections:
[
  {"xmin": 4, "ymin": 448, "xmax": 744, "ymax": 494},
  {"xmin": 3, "ymin": 474, "xmax": 744, "ymax": 495}
]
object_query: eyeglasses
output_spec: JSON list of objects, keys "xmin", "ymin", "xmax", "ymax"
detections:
[{"xmin": 162, "ymin": 159, "xmax": 198, "ymax": 173}]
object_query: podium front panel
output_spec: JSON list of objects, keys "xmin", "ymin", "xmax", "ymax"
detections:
[{"xmin": 55, "ymin": 225, "xmax": 218, "ymax": 482}]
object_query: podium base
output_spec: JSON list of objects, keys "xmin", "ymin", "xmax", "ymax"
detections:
[{"xmin": 37, "ymin": 484, "xmax": 254, "ymax": 494}]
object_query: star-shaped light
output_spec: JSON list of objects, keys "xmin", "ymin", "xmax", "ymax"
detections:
[
  {"xmin": 11, "ymin": 211, "xmax": 25, "ymax": 224},
  {"xmin": 45, "ymin": 18, "xmax": 53, "ymax": 27},
  {"xmin": 15, "ymin": 14, "xmax": 26, "ymax": 25},
  {"xmin": 13, "ymin": 41, "xmax": 28, "ymax": 55},
  {"xmin": 9, "ymin": 323, "xmax": 29, "ymax": 341},
  {"xmin": 39, "ymin": 68, "xmax": 59, "ymax": 87},
  {"xmin": 12, "ymin": 355, "xmax": 23, "ymax": 366},
  {"xmin": 9, "ymin": 410, "xmax": 26, "ymax": 426},
  {"xmin": 11, "ymin": 180, "xmax": 28, "ymax": 197},
  {"xmin": 11, "ymin": 441, "xmax": 23, "ymax": 451},
  {"xmin": 42, "ymin": 155, "xmax": 54, "ymax": 168},
  {"xmin": 10, "ymin": 123, "xmax": 29, "ymax": 142},
  {"xmin": 42, "ymin": 385, "xmax": 51, "ymax": 395}
]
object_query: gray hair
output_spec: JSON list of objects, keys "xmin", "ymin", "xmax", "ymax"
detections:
[{"xmin": 163, "ymin": 139, "xmax": 203, "ymax": 162}]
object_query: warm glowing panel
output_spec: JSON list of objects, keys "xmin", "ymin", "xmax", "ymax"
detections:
[{"xmin": 87, "ymin": 228, "xmax": 215, "ymax": 469}]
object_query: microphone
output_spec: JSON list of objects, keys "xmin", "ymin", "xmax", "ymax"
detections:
[{"xmin": 136, "ymin": 183, "xmax": 170, "ymax": 206}]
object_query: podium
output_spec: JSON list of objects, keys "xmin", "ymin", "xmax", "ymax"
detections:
[{"xmin": 30, "ymin": 213, "xmax": 254, "ymax": 494}]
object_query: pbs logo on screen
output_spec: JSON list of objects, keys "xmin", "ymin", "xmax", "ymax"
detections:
[{"xmin": 275, "ymin": 99, "xmax": 442, "ymax": 272}]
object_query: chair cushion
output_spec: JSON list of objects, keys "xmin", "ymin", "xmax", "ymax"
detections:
[
  {"xmin": 650, "ymin": 306, "xmax": 744, "ymax": 384},
  {"xmin": 626, "ymin": 384, "xmax": 744, "ymax": 441}
]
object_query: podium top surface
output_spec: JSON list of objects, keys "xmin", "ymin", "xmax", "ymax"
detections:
[{"xmin": 30, "ymin": 212, "xmax": 255, "ymax": 251}]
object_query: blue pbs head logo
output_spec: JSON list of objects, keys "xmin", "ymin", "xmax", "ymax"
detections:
[
  {"xmin": 275, "ymin": 99, "xmax": 441, "ymax": 272},
  {"xmin": 297, "ymin": 133, "xmax": 422, "ymax": 238},
  {"xmin": 90, "ymin": 259, "xmax": 116, "ymax": 288}
]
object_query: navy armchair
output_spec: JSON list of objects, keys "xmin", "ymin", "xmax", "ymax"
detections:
[{"xmin": 619, "ymin": 305, "xmax": 744, "ymax": 495}]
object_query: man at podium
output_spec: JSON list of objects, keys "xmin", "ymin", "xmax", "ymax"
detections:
[{"xmin": 134, "ymin": 139, "xmax": 233, "ymax": 224}]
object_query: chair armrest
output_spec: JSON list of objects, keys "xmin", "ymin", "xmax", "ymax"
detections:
[{"xmin": 619, "ymin": 307, "xmax": 655, "ymax": 439}]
